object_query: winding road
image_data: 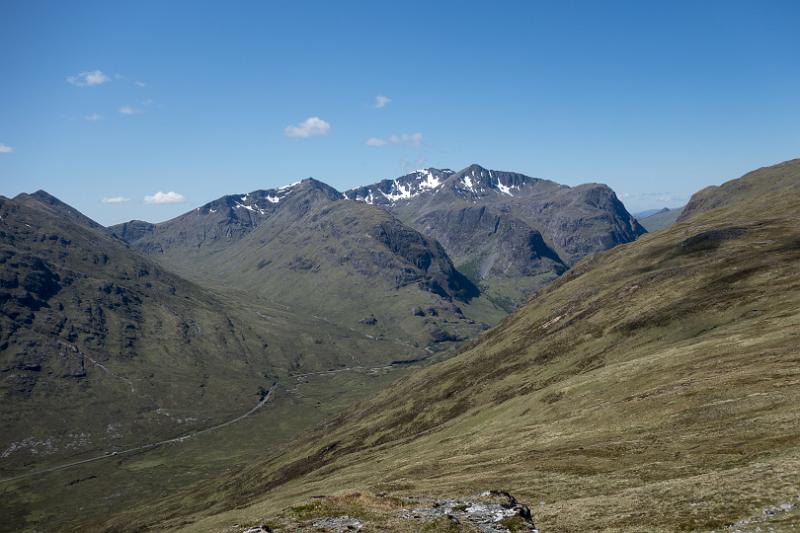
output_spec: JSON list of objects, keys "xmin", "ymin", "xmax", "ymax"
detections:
[
  {"xmin": 0, "ymin": 382, "xmax": 278, "ymax": 485},
  {"xmin": 1, "ymin": 359, "xmax": 419, "ymax": 485}
]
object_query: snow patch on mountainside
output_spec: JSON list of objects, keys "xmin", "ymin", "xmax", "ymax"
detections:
[
  {"xmin": 279, "ymin": 181, "xmax": 300, "ymax": 190},
  {"xmin": 415, "ymin": 169, "xmax": 444, "ymax": 191},
  {"xmin": 351, "ymin": 168, "xmax": 451, "ymax": 205},
  {"xmin": 497, "ymin": 180, "xmax": 519, "ymax": 196},
  {"xmin": 381, "ymin": 181, "xmax": 414, "ymax": 202}
]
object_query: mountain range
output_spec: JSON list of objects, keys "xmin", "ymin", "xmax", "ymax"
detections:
[
  {"xmin": 91, "ymin": 158, "xmax": 800, "ymax": 532},
  {"xmin": 346, "ymin": 164, "xmax": 645, "ymax": 307},
  {"xmin": 0, "ymin": 164, "xmax": 646, "ymax": 531},
  {"xmin": 113, "ymin": 164, "xmax": 644, "ymax": 322},
  {"xmin": 10, "ymin": 160, "xmax": 796, "ymax": 532}
]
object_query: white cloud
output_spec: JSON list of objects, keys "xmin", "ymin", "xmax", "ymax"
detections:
[
  {"xmin": 0, "ymin": 143, "xmax": 13, "ymax": 153},
  {"xmin": 144, "ymin": 191, "xmax": 186, "ymax": 204},
  {"xmin": 284, "ymin": 116, "xmax": 331, "ymax": 138},
  {"xmin": 365, "ymin": 132, "xmax": 423, "ymax": 148},
  {"xmin": 101, "ymin": 196, "xmax": 129, "ymax": 204},
  {"xmin": 119, "ymin": 105, "xmax": 142, "ymax": 115},
  {"xmin": 135, "ymin": 81, "xmax": 147, "ymax": 87},
  {"xmin": 374, "ymin": 95, "xmax": 391, "ymax": 108},
  {"xmin": 67, "ymin": 70, "xmax": 111, "ymax": 87},
  {"xmin": 84, "ymin": 113, "xmax": 103, "ymax": 121}
]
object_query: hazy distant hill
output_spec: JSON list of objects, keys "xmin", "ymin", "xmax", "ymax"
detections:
[{"xmin": 637, "ymin": 206, "xmax": 684, "ymax": 231}]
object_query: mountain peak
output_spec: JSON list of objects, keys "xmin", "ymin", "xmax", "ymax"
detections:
[
  {"xmin": 452, "ymin": 164, "xmax": 502, "ymax": 196},
  {"xmin": 14, "ymin": 190, "xmax": 106, "ymax": 231},
  {"xmin": 461, "ymin": 163, "xmax": 489, "ymax": 174},
  {"xmin": 290, "ymin": 177, "xmax": 343, "ymax": 200}
]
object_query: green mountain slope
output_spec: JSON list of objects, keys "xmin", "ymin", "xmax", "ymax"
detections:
[
  {"xmin": 114, "ymin": 178, "xmax": 504, "ymax": 349},
  {"xmin": 679, "ymin": 158, "xmax": 800, "ymax": 221},
  {"xmin": 131, "ymin": 159, "xmax": 800, "ymax": 532}
]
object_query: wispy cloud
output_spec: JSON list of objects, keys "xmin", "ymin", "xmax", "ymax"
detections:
[
  {"xmin": 0, "ymin": 143, "xmax": 13, "ymax": 153},
  {"xmin": 135, "ymin": 81, "xmax": 147, "ymax": 88},
  {"xmin": 144, "ymin": 191, "xmax": 186, "ymax": 204},
  {"xmin": 119, "ymin": 105, "xmax": 142, "ymax": 115},
  {"xmin": 84, "ymin": 113, "xmax": 103, "ymax": 121},
  {"xmin": 101, "ymin": 196, "xmax": 130, "ymax": 204},
  {"xmin": 373, "ymin": 95, "xmax": 391, "ymax": 109},
  {"xmin": 67, "ymin": 70, "xmax": 111, "ymax": 87},
  {"xmin": 284, "ymin": 116, "xmax": 331, "ymax": 138},
  {"xmin": 365, "ymin": 132, "xmax": 423, "ymax": 148}
]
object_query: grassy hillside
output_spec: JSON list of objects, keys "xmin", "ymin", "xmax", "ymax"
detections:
[
  {"xmin": 116, "ymin": 178, "xmax": 506, "ymax": 350},
  {"xmin": 0, "ymin": 191, "xmax": 428, "ymax": 532},
  {"xmin": 114, "ymin": 159, "xmax": 800, "ymax": 532}
]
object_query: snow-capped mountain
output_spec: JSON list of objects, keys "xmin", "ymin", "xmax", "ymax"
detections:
[{"xmin": 345, "ymin": 164, "xmax": 645, "ymax": 306}]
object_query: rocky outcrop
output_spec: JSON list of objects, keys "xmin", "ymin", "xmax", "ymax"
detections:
[
  {"xmin": 370, "ymin": 219, "xmax": 479, "ymax": 301},
  {"xmin": 244, "ymin": 491, "xmax": 537, "ymax": 532}
]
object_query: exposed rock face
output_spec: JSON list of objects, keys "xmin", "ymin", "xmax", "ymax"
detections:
[
  {"xmin": 415, "ymin": 206, "xmax": 566, "ymax": 287},
  {"xmin": 347, "ymin": 164, "xmax": 645, "ymax": 306},
  {"xmin": 107, "ymin": 220, "xmax": 155, "ymax": 243},
  {"xmin": 370, "ymin": 219, "xmax": 478, "ymax": 301},
  {"xmin": 404, "ymin": 491, "xmax": 537, "ymax": 533}
]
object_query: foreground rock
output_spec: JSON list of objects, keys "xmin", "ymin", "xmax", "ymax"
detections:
[
  {"xmin": 404, "ymin": 491, "xmax": 538, "ymax": 532},
  {"xmin": 236, "ymin": 491, "xmax": 537, "ymax": 532}
]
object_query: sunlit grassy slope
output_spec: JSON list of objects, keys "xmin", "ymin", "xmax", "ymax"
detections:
[{"xmin": 116, "ymin": 159, "xmax": 800, "ymax": 532}]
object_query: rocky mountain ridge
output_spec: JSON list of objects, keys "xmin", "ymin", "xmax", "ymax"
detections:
[
  {"xmin": 347, "ymin": 164, "xmax": 645, "ymax": 306},
  {"xmin": 114, "ymin": 164, "xmax": 644, "ymax": 314}
]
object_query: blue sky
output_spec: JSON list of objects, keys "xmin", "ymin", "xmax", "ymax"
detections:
[{"xmin": 1, "ymin": 0, "xmax": 799, "ymax": 225}]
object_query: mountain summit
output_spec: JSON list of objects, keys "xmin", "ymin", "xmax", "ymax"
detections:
[{"xmin": 346, "ymin": 164, "xmax": 645, "ymax": 307}]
